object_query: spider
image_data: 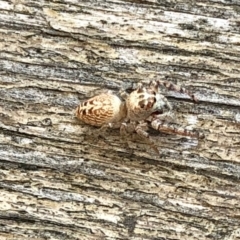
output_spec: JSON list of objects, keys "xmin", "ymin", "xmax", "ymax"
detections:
[{"xmin": 75, "ymin": 80, "xmax": 203, "ymax": 151}]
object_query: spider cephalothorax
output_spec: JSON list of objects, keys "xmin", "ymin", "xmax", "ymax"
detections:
[
  {"xmin": 125, "ymin": 82, "xmax": 172, "ymax": 121},
  {"xmin": 76, "ymin": 80, "xmax": 203, "ymax": 151}
]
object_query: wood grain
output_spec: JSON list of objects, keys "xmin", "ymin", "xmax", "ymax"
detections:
[{"xmin": 0, "ymin": 0, "xmax": 240, "ymax": 239}]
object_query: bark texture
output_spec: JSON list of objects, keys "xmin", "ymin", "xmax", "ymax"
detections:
[{"xmin": 0, "ymin": 0, "xmax": 240, "ymax": 239}]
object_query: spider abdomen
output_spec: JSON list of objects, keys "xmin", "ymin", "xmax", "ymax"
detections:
[{"xmin": 76, "ymin": 93, "xmax": 126, "ymax": 127}]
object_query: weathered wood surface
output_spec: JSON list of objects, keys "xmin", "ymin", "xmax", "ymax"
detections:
[{"xmin": 0, "ymin": 0, "xmax": 240, "ymax": 239}]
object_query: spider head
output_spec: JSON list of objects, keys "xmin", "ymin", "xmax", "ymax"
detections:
[{"xmin": 126, "ymin": 86, "xmax": 172, "ymax": 121}]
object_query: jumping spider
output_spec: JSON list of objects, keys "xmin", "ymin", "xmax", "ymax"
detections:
[{"xmin": 76, "ymin": 80, "xmax": 203, "ymax": 151}]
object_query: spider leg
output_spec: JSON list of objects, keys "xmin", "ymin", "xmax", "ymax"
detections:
[
  {"xmin": 90, "ymin": 123, "xmax": 110, "ymax": 138},
  {"xmin": 135, "ymin": 122, "xmax": 149, "ymax": 138},
  {"xmin": 151, "ymin": 119, "xmax": 204, "ymax": 139},
  {"xmin": 120, "ymin": 122, "xmax": 129, "ymax": 136},
  {"xmin": 92, "ymin": 122, "xmax": 122, "ymax": 138},
  {"xmin": 119, "ymin": 88, "xmax": 129, "ymax": 100},
  {"xmin": 135, "ymin": 122, "xmax": 159, "ymax": 153},
  {"xmin": 121, "ymin": 121, "xmax": 159, "ymax": 153},
  {"xmin": 120, "ymin": 120, "xmax": 136, "ymax": 136},
  {"xmin": 149, "ymin": 80, "xmax": 198, "ymax": 102},
  {"xmin": 148, "ymin": 111, "xmax": 174, "ymax": 122}
]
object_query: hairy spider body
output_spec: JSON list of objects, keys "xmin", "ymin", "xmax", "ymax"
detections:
[
  {"xmin": 76, "ymin": 93, "xmax": 126, "ymax": 127},
  {"xmin": 125, "ymin": 83, "xmax": 172, "ymax": 121},
  {"xmin": 76, "ymin": 80, "xmax": 203, "ymax": 151}
]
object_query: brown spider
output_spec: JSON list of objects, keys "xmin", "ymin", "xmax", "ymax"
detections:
[{"xmin": 76, "ymin": 80, "xmax": 203, "ymax": 151}]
